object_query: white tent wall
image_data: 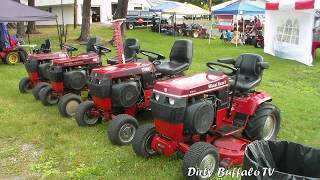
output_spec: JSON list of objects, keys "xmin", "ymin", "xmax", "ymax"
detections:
[{"xmin": 264, "ymin": 9, "xmax": 314, "ymax": 66}]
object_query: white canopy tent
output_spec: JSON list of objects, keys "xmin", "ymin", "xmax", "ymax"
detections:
[{"xmin": 264, "ymin": 0, "xmax": 320, "ymax": 66}]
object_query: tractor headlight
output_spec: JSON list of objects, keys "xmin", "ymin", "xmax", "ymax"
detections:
[
  {"xmin": 169, "ymin": 97, "xmax": 175, "ymax": 105},
  {"xmin": 155, "ymin": 94, "xmax": 160, "ymax": 101}
]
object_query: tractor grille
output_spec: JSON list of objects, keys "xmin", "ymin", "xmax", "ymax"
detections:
[{"xmin": 151, "ymin": 100, "xmax": 185, "ymax": 124}]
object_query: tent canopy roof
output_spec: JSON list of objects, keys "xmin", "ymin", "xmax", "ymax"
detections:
[
  {"xmin": 0, "ymin": 0, "xmax": 57, "ymax": 22},
  {"xmin": 150, "ymin": 1, "xmax": 210, "ymax": 15},
  {"xmin": 213, "ymin": 1, "xmax": 265, "ymax": 15},
  {"xmin": 266, "ymin": 0, "xmax": 320, "ymax": 11}
]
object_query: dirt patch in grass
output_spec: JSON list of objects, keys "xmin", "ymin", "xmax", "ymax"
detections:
[{"xmin": 0, "ymin": 137, "xmax": 43, "ymax": 179}]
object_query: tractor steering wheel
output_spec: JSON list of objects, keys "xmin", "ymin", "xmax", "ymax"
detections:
[
  {"xmin": 62, "ymin": 44, "xmax": 78, "ymax": 52},
  {"xmin": 207, "ymin": 62, "xmax": 237, "ymax": 75},
  {"xmin": 93, "ymin": 44, "xmax": 111, "ymax": 54},
  {"xmin": 140, "ymin": 50, "xmax": 165, "ymax": 64}
]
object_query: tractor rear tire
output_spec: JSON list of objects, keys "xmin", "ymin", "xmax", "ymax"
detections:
[
  {"xmin": 107, "ymin": 114, "xmax": 139, "ymax": 145},
  {"xmin": 256, "ymin": 41, "xmax": 264, "ymax": 48},
  {"xmin": 39, "ymin": 86, "xmax": 59, "ymax": 106},
  {"xmin": 16, "ymin": 48, "xmax": 28, "ymax": 63},
  {"xmin": 58, "ymin": 93, "xmax": 82, "ymax": 117},
  {"xmin": 242, "ymin": 102, "xmax": 281, "ymax": 141},
  {"xmin": 19, "ymin": 77, "xmax": 33, "ymax": 93},
  {"xmin": 5, "ymin": 52, "xmax": 20, "ymax": 65},
  {"xmin": 252, "ymin": 37, "xmax": 257, "ymax": 47},
  {"xmin": 182, "ymin": 142, "xmax": 219, "ymax": 180},
  {"xmin": 132, "ymin": 123, "xmax": 157, "ymax": 158},
  {"xmin": 32, "ymin": 82, "xmax": 50, "ymax": 100},
  {"xmin": 75, "ymin": 100, "xmax": 102, "ymax": 127}
]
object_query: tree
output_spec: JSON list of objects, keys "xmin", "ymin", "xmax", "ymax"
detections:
[
  {"xmin": 74, "ymin": 0, "xmax": 78, "ymax": 29},
  {"xmin": 114, "ymin": 0, "xmax": 129, "ymax": 36},
  {"xmin": 13, "ymin": 0, "xmax": 25, "ymax": 37},
  {"xmin": 77, "ymin": 0, "xmax": 91, "ymax": 41},
  {"xmin": 26, "ymin": 0, "xmax": 38, "ymax": 34}
]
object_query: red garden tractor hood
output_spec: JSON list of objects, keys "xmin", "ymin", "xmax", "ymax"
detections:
[
  {"xmin": 91, "ymin": 61, "xmax": 156, "ymax": 79},
  {"xmin": 29, "ymin": 52, "xmax": 68, "ymax": 60},
  {"xmin": 153, "ymin": 73, "xmax": 229, "ymax": 97},
  {"xmin": 51, "ymin": 53, "xmax": 100, "ymax": 67}
]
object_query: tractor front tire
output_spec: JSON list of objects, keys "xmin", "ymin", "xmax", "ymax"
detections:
[
  {"xmin": 32, "ymin": 82, "xmax": 50, "ymax": 100},
  {"xmin": 5, "ymin": 52, "xmax": 20, "ymax": 65},
  {"xmin": 242, "ymin": 102, "xmax": 281, "ymax": 141},
  {"xmin": 19, "ymin": 77, "xmax": 33, "ymax": 93},
  {"xmin": 193, "ymin": 31, "xmax": 199, "ymax": 38},
  {"xmin": 182, "ymin": 142, "xmax": 219, "ymax": 180},
  {"xmin": 107, "ymin": 114, "xmax": 139, "ymax": 145},
  {"xmin": 58, "ymin": 93, "xmax": 82, "ymax": 117},
  {"xmin": 39, "ymin": 86, "xmax": 59, "ymax": 106},
  {"xmin": 132, "ymin": 123, "xmax": 157, "ymax": 158},
  {"xmin": 256, "ymin": 41, "xmax": 264, "ymax": 48},
  {"xmin": 75, "ymin": 100, "xmax": 101, "ymax": 127}
]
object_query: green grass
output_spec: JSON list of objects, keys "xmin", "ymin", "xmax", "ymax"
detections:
[{"xmin": 0, "ymin": 24, "xmax": 319, "ymax": 179}]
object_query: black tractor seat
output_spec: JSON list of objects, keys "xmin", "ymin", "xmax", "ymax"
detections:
[
  {"xmin": 155, "ymin": 39, "xmax": 193, "ymax": 76},
  {"xmin": 108, "ymin": 38, "xmax": 140, "ymax": 65},
  {"xmin": 33, "ymin": 39, "xmax": 52, "ymax": 54},
  {"xmin": 218, "ymin": 53, "xmax": 268, "ymax": 93}
]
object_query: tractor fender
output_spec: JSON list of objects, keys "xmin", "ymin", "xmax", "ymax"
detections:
[{"xmin": 235, "ymin": 91, "xmax": 272, "ymax": 116}]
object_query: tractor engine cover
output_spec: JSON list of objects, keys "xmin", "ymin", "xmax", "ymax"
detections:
[
  {"xmin": 38, "ymin": 63, "xmax": 50, "ymax": 80},
  {"xmin": 63, "ymin": 70, "xmax": 87, "ymax": 91},
  {"xmin": 184, "ymin": 100, "xmax": 215, "ymax": 134},
  {"xmin": 112, "ymin": 81, "xmax": 140, "ymax": 108},
  {"xmin": 24, "ymin": 59, "xmax": 38, "ymax": 73}
]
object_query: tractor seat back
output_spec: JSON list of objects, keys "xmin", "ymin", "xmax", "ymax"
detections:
[
  {"xmin": 107, "ymin": 38, "xmax": 140, "ymax": 65},
  {"xmin": 86, "ymin": 37, "xmax": 99, "ymax": 53},
  {"xmin": 155, "ymin": 39, "xmax": 193, "ymax": 76},
  {"xmin": 231, "ymin": 53, "xmax": 268, "ymax": 92},
  {"xmin": 124, "ymin": 38, "xmax": 140, "ymax": 59},
  {"xmin": 39, "ymin": 39, "xmax": 52, "ymax": 53}
]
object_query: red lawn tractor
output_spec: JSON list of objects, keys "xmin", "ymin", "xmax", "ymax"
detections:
[
  {"xmin": 37, "ymin": 44, "xmax": 111, "ymax": 117},
  {"xmin": 18, "ymin": 39, "xmax": 71, "ymax": 94},
  {"xmin": 18, "ymin": 38, "xmax": 99, "ymax": 97},
  {"xmin": 252, "ymin": 30, "xmax": 264, "ymax": 48},
  {"xmin": 132, "ymin": 54, "xmax": 281, "ymax": 179},
  {"xmin": 75, "ymin": 40, "xmax": 193, "ymax": 146}
]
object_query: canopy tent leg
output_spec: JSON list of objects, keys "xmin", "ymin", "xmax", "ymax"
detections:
[
  {"xmin": 159, "ymin": 13, "xmax": 162, "ymax": 33},
  {"xmin": 236, "ymin": 15, "xmax": 239, "ymax": 47}
]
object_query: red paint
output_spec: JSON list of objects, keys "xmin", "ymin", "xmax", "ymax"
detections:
[
  {"xmin": 266, "ymin": 0, "xmax": 315, "ymax": 10},
  {"xmin": 112, "ymin": 20, "xmax": 125, "ymax": 64},
  {"xmin": 51, "ymin": 53, "xmax": 100, "ymax": 67},
  {"xmin": 28, "ymin": 72, "xmax": 40, "ymax": 83},
  {"xmin": 137, "ymin": 89, "xmax": 153, "ymax": 109},
  {"xmin": 92, "ymin": 61, "xmax": 156, "ymax": 79},
  {"xmin": 92, "ymin": 96, "xmax": 112, "ymax": 111},
  {"xmin": 266, "ymin": 2, "xmax": 279, "ymax": 10},
  {"xmin": 29, "ymin": 52, "xmax": 68, "ymax": 60},
  {"xmin": 151, "ymin": 135, "xmax": 178, "ymax": 156},
  {"xmin": 153, "ymin": 73, "xmax": 229, "ymax": 97},
  {"xmin": 295, "ymin": 0, "xmax": 314, "ymax": 9},
  {"xmin": 234, "ymin": 91, "xmax": 271, "ymax": 116},
  {"xmin": 154, "ymin": 119, "xmax": 184, "ymax": 141},
  {"xmin": 124, "ymin": 105, "xmax": 137, "ymax": 116},
  {"xmin": 214, "ymin": 136, "xmax": 249, "ymax": 167},
  {"xmin": 51, "ymin": 81, "xmax": 64, "ymax": 92}
]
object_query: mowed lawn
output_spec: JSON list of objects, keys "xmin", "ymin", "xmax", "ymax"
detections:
[{"xmin": 0, "ymin": 24, "xmax": 319, "ymax": 179}]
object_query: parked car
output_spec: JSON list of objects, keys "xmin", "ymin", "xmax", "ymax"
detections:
[{"xmin": 126, "ymin": 10, "xmax": 159, "ymax": 30}]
